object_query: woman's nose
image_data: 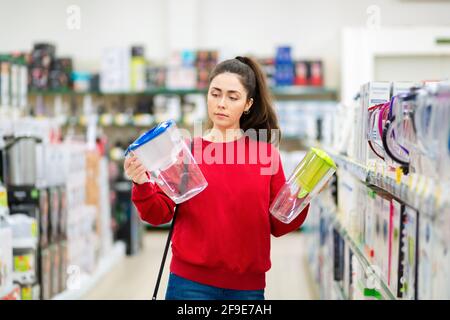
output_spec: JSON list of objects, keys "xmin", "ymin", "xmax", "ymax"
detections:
[{"xmin": 218, "ymin": 96, "xmax": 226, "ymax": 108}]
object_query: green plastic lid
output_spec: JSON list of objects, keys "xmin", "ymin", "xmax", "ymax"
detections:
[{"xmin": 295, "ymin": 148, "xmax": 336, "ymax": 193}]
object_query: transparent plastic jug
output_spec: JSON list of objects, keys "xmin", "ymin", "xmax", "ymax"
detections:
[
  {"xmin": 270, "ymin": 148, "xmax": 336, "ymax": 224},
  {"xmin": 125, "ymin": 120, "xmax": 207, "ymax": 204}
]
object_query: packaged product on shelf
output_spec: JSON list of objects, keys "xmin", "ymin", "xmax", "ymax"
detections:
[
  {"xmin": 359, "ymin": 81, "xmax": 391, "ymax": 166},
  {"xmin": 258, "ymin": 58, "xmax": 275, "ymax": 87},
  {"xmin": 146, "ymin": 66, "xmax": 166, "ymax": 89},
  {"xmin": 166, "ymin": 67, "xmax": 197, "ymax": 90},
  {"xmin": 39, "ymin": 247, "xmax": 51, "ymax": 300},
  {"xmin": 49, "ymin": 186, "xmax": 60, "ymax": 244},
  {"xmin": 10, "ymin": 57, "xmax": 19, "ymax": 108},
  {"xmin": 12, "ymin": 247, "xmax": 37, "ymax": 284},
  {"xmin": 274, "ymin": 46, "xmax": 294, "ymax": 86},
  {"xmin": 432, "ymin": 208, "xmax": 450, "ymax": 299},
  {"xmin": 0, "ymin": 179, "xmax": 8, "ymax": 217},
  {"xmin": 309, "ymin": 61, "xmax": 324, "ymax": 86},
  {"xmin": 333, "ymin": 229, "xmax": 345, "ymax": 283},
  {"xmin": 50, "ymin": 243, "xmax": 60, "ymax": 297},
  {"xmin": 8, "ymin": 213, "xmax": 38, "ymax": 244},
  {"xmin": 336, "ymin": 169, "xmax": 358, "ymax": 233},
  {"xmin": 294, "ymin": 61, "xmax": 309, "ymax": 86},
  {"xmin": 364, "ymin": 188, "xmax": 376, "ymax": 261},
  {"xmin": 418, "ymin": 208, "xmax": 450, "ymax": 300},
  {"xmin": 20, "ymin": 283, "xmax": 40, "ymax": 300},
  {"xmin": 417, "ymin": 212, "xmax": 433, "ymax": 300},
  {"xmin": 380, "ymin": 196, "xmax": 391, "ymax": 285},
  {"xmin": 392, "ymin": 81, "xmax": 418, "ymax": 97},
  {"xmin": 373, "ymin": 193, "xmax": 384, "ymax": 274},
  {"xmin": 350, "ymin": 254, "xmax": 364, "ymax": 300},
  {"xmin": 195, "ymin": 50, "xmax": 218, "ymax": 89},
  {"xmin": 130, "ymin": 46, "xmax": 146, "ymax": 92},
  {"xmin": 100, "ymin": 47, "xmax": 131, "ymax": 93},
  {"xmin": 398, "ymin": 205, "xmax": 418, "ymax": 300},
  {"xmin": 29, "ymin": 43, "xmax": 56, "ymax": 90},
  {"xmin": 39, "ymin": 189, "xmax": 49, "ymax": 248},
  {"xmin": 0, "ymin": 55, "xmax": 11, "ymax": 110},
  {"xmin": 389, "ymin": 199, "xmax": 402, "ymax": 295},
  {"xmin": 0, "ymin": 217, "xmax": 13, "ymax": 295},
  {"xmin": 72, "ymin": 71, "xmax": 92, "ymax": 92},
  {"xmin": 354, "ymin": 182, "xmax": 367, "ymax": 245},
  {"xmin": 343, "ymin": 245, "xmax": 352, "ymax": 299},
  {"xmin": 58, "ymin": 240, "xmax": 68, "ymax": 293},
  {"xmin": 49, "ymin": 58, "xmax": 73, "ymax": 90}
]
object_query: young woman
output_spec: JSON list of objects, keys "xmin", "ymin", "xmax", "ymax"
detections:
[{"xmin": 124, "ymin": 56, "xmax": 310, "ymax": 300}]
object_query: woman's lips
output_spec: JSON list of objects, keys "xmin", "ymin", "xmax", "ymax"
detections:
[{"xmin": 215, "ymin": 113, "xmax": 229, "ymax": 118}]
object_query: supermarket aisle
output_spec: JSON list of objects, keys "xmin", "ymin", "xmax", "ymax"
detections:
[{"xmin": 84, "ymin": 230, "xmax": 317, "ymax": 300}]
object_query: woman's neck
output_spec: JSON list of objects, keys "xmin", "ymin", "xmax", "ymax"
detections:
[{"xmin": 204, "ymin": 126, "xmax": 243, "ymax": 143}]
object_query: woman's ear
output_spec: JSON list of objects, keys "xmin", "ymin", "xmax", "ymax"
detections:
[{"xmin": 245, "ymin": 98, "xmax": 254, "ymax": 112}]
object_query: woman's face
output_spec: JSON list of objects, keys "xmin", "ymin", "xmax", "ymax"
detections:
[{"xmin": 207, "ymin": 72, "xmax": 253, "ymax": 131}]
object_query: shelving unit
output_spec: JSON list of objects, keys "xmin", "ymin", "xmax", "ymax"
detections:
[
  {"xmin": 27, "ymin": 85, "xmax": 337, "ymax": 99},
  {"xmin": 331, "ymin": 210, "xmax": 396, "ymax": 300},
  {"xmin": 52, "ymin": 241, "xmax": 125, "ymax": 300},
  {"xmin": 325, "ymin": 149, "xmax": 448, "ymax": 217}
]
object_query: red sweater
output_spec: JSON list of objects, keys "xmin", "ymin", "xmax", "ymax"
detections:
[{"xmin": 131, "ymin": 136, "xmax": 309, "ymax": 290}]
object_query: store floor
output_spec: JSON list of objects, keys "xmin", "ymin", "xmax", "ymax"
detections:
[{"xmin": 83, "ymin": 229, "xmax": 318, "ymax": 300}]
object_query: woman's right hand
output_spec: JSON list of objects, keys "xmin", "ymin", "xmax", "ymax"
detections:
[{"xmin": 124, "ymin": 153, "xmax": 149, "ymax": 185}]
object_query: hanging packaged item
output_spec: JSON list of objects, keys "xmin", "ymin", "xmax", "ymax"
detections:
[
  {"xmin": 125, "ymin": 120, "xmax": 207, "ymax": 204},
  {"xmin": 270, "ymin": 148, "xmax": 336, "ymax": 224}
]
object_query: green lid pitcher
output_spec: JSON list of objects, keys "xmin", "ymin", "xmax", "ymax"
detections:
[{"xmin": 270, "ymin": 148, "xmax": 336, "ymax": 223}]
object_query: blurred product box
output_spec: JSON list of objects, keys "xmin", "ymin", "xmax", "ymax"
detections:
[
  {"xmin": 100, "ymin": 47, "xmax": 131, "ymax": 93},
  {"xmin": 72, "ymin": 71, "xmax": 92, "ymax": 92},
  {"xmin": 146, "ymin": 66, "xmax": 166, "ymax": 89},
  {"xmin": 166, "ymin": 67, "xmax": 197, "ymax": 90},
  {"xmin": 195, "ymin": 50, "xmax": 218, "ymax": 89},
  {"xmin": 49, "ymin": 58, "xmax": 73, "ymax": 90},
  {"xmin": 0, "ymin": 223, "xmax": 13, "ymax": 295},
  {"xmin": 130, "ymin": 46, "xmax": 146, "ymax": 92},
  {"xmin": 29, "ymin": 43, "xmax": 55, "ymax": 90}
]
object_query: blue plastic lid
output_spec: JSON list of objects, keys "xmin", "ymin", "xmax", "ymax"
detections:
[{"xmin": 125, "ymin": 120, "xmax": 175, "ymax": 156}]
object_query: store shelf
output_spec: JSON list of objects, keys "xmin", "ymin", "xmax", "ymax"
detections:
[
  {"xmin": 326, "ymin": 151, "xmax": 369, "ymax": 183},
  {"xmin": 271, "ymin": 86, "xmax": 337, "ymax": 99},
  {"xmin": 28, "ymin": 86, "xmax": 337, "ymax": 99},
  {"xmin": 316, "ymin": 198, "xmax": 397, "ymax": 300},
  {"xmin": 52, "ymin": 241, "xmax": 126, "ymax": 300},
  {"xmin": 63, "ymin": 115, "xmax": 197, "ymax": 129},
  {"xmin": 326, "ymin": 150, "xmax": 447, "ymax": 216}
]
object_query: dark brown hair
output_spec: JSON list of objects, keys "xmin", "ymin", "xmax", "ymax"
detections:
[{"xmin": 207, "ymin": 56, "xmax": 280, "ymax": 144}]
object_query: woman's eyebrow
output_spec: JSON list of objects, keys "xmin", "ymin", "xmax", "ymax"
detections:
[{"xmin": 211, "ymin": 87, "xmax": 241, "ymax": 95}]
